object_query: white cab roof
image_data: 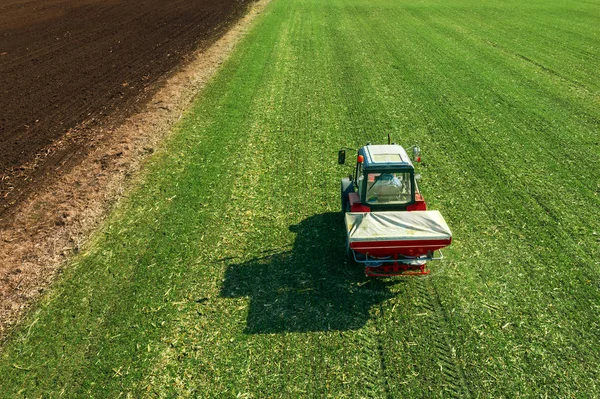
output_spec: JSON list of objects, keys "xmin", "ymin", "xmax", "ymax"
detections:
[{"xmin": 363, "ymin": 145, "xmax": 413, "ymax": 167}]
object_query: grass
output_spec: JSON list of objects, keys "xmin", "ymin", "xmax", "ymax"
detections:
[{"xmin": 1, "ymin": 0, "xmax": 599, "ymax": 397}]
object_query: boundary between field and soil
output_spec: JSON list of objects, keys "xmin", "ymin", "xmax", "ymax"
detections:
[{"xmin": 0, "ymin": 0, "xmax": 272, "ymax": 342}]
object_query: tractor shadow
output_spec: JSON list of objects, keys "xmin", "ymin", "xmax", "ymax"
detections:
[{"xmin": 220, "ymin": 212, "xmax": 399, "ymax": 334}]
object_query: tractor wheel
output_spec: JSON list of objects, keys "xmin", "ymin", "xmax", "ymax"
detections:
[{"xmin": 341, "ymin": 178, "xmax": 354, "ymax": 214}]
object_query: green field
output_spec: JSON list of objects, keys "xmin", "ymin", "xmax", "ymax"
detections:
[{"xmin": 2, "ymin": 0, "xmax": 599, "ymax": 397}]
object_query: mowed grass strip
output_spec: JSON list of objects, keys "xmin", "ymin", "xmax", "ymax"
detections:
[{"xmin": 1, "ymin": 0, "xmax": 600, "ymax": 397}]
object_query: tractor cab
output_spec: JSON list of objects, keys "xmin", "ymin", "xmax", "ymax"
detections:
[{"xmin": 339, "ymin": 144, "xmax": 426, "ymax": 213}]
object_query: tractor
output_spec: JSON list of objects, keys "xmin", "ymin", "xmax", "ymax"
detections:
[{"xmin": 338, "ymin": 140, "xmax": 452, "ymax": 276}]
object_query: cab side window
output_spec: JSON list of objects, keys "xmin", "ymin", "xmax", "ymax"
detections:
[{"xmin": 356, "ymin": 163, "xmax": 364, "ymax": 196}]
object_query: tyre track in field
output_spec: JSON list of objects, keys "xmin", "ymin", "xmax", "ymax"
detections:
[
  {"xmin": 352, "ymin": 305, "xmax": 393, "ymax": 399},
  {"xmin": 351, "ymin": 278, "xmax": 471, "ymax": 399},
  {"xmin": 412, "ymin": 278, "xmax": 471, "ymax": 398}
]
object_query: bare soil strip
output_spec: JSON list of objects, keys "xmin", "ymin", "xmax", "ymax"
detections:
[{"xmin": 0, "ymin": 0, "xmax": 271, "ymax": 341}]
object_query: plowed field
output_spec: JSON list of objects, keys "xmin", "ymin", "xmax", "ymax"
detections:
[{"xmin": 0, "ymin": 0, "xmax": 252, "ymax": 216}]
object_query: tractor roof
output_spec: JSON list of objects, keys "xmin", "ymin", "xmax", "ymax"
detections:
[{"xmin": 361, "ymin": 144, "xmax": 414, "ymax": 169}]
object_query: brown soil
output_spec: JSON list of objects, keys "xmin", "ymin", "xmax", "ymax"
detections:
[
  {"xmin": 0, "ymin": 0, "xmax": 252, "ymax": 216},
  {"xmin": 0, "ymin": 0, "xmax": 271, "ymax": 341}
]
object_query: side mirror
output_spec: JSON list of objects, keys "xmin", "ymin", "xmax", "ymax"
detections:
[
  {"xmin": 338, "ymin": 149, "xmax": 346, "ymax": 165},
  {"xmin": 412, "ymin": 146, "xmax": 421, "ymax": 162}
]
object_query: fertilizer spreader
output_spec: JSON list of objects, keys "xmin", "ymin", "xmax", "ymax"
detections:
[{"xmin": 339, "ymin": 140, "xmax": 452, "ymax": 276}]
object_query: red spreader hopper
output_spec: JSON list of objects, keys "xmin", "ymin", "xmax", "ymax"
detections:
[{"xmin": 345, "ymin": 211, "xmax": 452, "ymax": 276}]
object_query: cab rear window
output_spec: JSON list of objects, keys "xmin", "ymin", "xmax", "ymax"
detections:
[{"xmin": 365, "ymin": 172, "xmax": 412, "ymax": 205}]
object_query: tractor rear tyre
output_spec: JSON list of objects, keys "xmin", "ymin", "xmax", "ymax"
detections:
[{"xmin": 341, "ymin": 178, "xmax": 354, "ymax": 214}]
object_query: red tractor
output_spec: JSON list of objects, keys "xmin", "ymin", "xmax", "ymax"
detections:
[{"xmin": 339, "ymin": 142, "xmax": 452, "ymax": 276}]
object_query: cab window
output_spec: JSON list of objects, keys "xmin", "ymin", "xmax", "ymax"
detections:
[
  {"xmin": 365, "ymin": 172, "xmax": 412, "ymax": 205},
  {"xmin": 356, "ymin": 163, "xmax": 364, "ymax": 196}
]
